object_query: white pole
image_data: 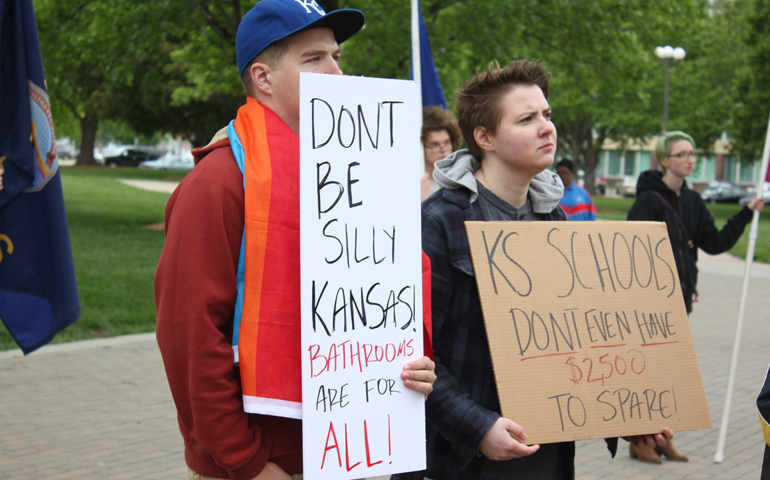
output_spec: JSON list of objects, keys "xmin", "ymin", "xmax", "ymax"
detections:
[
  {"xmin": 714, "ymin": 110, "xmax": 770, "ymax": 463},
  {"xmin": 411, "ymin": 0, "xmax": 426, "ymax": 174},
  {"xmin": 411, "ymin": 0, "xmax": 422, "ymax": 108}
]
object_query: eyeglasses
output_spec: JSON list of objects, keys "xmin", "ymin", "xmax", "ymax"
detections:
[
  {"xmin": 425, "ymin": 139, "xmax": 452, "ymax": 151},
  {"xmin": 668, "ymin": 151, "xmax": 698, "ymax": 160}
]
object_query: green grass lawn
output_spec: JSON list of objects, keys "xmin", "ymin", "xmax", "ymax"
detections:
[
  {"xmin": 0, "ymin": 167, "xmax": 186, "ymax": 351},
  {"xmin": 595, "ymin": 196, "xmax": 770, "ymax": 262}
]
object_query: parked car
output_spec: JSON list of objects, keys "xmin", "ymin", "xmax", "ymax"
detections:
[
  {"xmin": 595, "ymin": 174, "xmax": 607, "ymax": 195},
  {"xmin": 699, "ymin": 182, "xmax": 747, "ymax": 203},
  {"xmin": 103, "ymin": 146, "xmax": 163, "ymax": 167},
  {"xmin": 616, "ymin": 175, "xmax": 637, "ymax": 197},
  {"xmin": 139, "ymin": 150, "xmax": 194, "ymax": 171},
  {"xmin": 576, "ymin": 169, "xmax": 607, "ymax": 195},
  {"xmin": 739, "ymin": 188, "xmax": 770, "ymax": 206},
  {"xmin": 745, "ymin": 181, "xmax": 770, "ymax": 196},
  {"xmin": 93, "ymin": 149, "xmax": 104, "ymax": 165}
]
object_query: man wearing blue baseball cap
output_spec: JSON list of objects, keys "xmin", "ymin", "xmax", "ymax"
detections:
[{"xmin": 155, "ymin": 1, "xmax": 436, "ymax": 479}]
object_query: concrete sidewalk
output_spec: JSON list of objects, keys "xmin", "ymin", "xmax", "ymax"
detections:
[
  {"xmin": 117, "ymin": 179, "xmax": 179, "ymax": 194},
  {"xmin": 0, "ymin": 334, "xmax": 182, "ymax": 479},
  {"xmin": 0, "ymin": 252, "xmax": 768, "ymax": 479},
  {"xmin": 575, "ymin": 252, "xmax": 770, "ymax": 480}
]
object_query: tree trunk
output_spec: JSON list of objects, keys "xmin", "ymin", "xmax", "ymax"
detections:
[
  {"xmin": 556, "ymin": 113, "xmax": 612, "ymax": 197},
  {"xmin": 583, "ymin": 146, "xmax": 599, "ymax": 195},
  {"xmin": 582, "ymin": 128, "xmax": 611, "ymax": 197},
  {"xmin": 77, "ymin": 114, "xmax": 99, "ymax": 166},
  {"xmin": 557, "ymin": 115, "xmax": 599, "ymax": 194}
]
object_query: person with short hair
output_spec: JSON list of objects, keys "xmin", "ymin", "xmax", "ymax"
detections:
[
  {"xmin": 421, "ymin": 106, "xmax": 462, "ymax": 201},
  {"xmin": 154, "ymin": 2, "xmax": 435, "ymax": 479},
  {"xmin": 629, "ymin": 131, "xmax": 764, "ymax": 315},
  {"xmin": 627, "ymin": 130, "xmax": 764, "ymax": 464},
  {"xmin": 556, "ymin": 158, "xmax": 597, "ymax": 221},
  {"xmin": 401, "ymin": 60, "xmax": 674, "ymax": 480}
]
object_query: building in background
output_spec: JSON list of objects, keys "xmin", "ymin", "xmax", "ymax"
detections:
[{"xmin": 595, "ymin": 134, "xmax": 767, "ymax": 195}]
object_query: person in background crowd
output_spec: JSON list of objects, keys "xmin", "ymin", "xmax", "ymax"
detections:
[
  {"xmin": 556, "ymin": 158, "xmax": 597, "ymax": 221},
  {"xmin": 154, "ymin": 2, "xmax": 436, "ymax": 479},
  {"xmin": 627, "ymin": 130, "xmax": 764, "ymax": 464},
  {"xmin": 421, "ymin": 106, "xmax": 462, "ymax": 201},
  {"xmin": 629, "ymin": 130, "xmax": 765, "ymax": 315}
]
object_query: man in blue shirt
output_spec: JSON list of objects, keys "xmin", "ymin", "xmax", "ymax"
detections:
[{"xmin": 556, "ymin": 159, "xmax": 597, "ymax": 221}]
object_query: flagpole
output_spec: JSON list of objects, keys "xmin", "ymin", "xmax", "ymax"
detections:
[
  {"xmin": 714, "ymin": 109, "xmax": 770, "ymax": 463},
  {"xmin": 411, "ymin": 0, "xmax": 426, "ymax": 174},
  {"xmin": 411, "ymin": 0, "xmax": 422, "ymax": 108}
]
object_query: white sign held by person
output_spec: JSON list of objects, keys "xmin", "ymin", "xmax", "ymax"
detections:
[{"xmin": 299, "ymin": 72, "xmax": 425, "ymax": 480}]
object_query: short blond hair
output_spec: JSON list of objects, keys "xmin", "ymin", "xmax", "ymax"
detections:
[{"xmin": 656, "ymin": 131, "xmax": 696, "ymax": 175}]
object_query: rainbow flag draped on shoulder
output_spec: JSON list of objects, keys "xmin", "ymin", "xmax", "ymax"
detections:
[
  {"xmin": 0, "ymin": 0, "xmax": 80, "ymax": 354},
  {"xmin": 228, "ymin": 98, "xmax": 304, "ymax": 418},
  {"xmin": 226, "ymin": 98, "xmax": 433, "ymax": 419}
]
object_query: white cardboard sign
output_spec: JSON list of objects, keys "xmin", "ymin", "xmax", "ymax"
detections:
[{"xmin": 299, "ymin": 72, "xmax": 425, "ymax": 480}]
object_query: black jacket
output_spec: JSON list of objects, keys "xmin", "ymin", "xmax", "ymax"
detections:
[
  {"xmin": 395, "ymin": 187, "xmax": 616, "ymax": 480},
  {"xmin": 628, "ymin": 170, "xmax": 753, "ymax": 313}
]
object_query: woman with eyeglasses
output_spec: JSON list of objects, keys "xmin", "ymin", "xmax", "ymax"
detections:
[
  {"xmin": 421, "ymin": 106, "xmax": 462, "ymax": 201},
  {"xmin": 627, "ymin": 130, "xmax": 765, "ymax": 464}
]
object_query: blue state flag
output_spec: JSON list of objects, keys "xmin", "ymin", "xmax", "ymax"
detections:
[
  {"xmin": 410, "ymin": 0, "xmax": 447, "ymax": 108},
  {"xmin": 0, "ymin": 0, "xmax": 80, "ymax": 353}
]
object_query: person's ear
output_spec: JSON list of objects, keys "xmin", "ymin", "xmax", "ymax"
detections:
[
  {"xmin": 250, "ymin": 62, "xmax": 273, "ymax": 97},
  {"xmin": 659, "ymin": 155, "xmax": 669, "ymax": 170},
  {"xmin": 474, "ymin": 126, "xmax": 495, "ymax": 152}
]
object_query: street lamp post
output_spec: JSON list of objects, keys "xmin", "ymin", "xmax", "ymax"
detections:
[{"xmin": 655, "ymin": 45, "xmax": 686, "ymax": 133}]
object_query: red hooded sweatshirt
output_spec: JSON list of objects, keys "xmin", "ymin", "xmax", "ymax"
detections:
[{"xmin": 155, "ymin": 134, "xmax": 302, "ymax": 480}]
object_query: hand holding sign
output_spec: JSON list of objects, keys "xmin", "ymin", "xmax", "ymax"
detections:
[
  {"xmin": 480, "ymin": 418, "xmax": 541, "ymax": 461},
  {"xmin": 627, "ymin": 427, "xmax": 674, "ymax": 449},
  {"xmin": 401, "ymin": 356, "xmax": 436, "ymax": 396}
]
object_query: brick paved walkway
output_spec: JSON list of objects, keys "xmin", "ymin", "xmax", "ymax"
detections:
[
  {"xmin": 0, "ymin": 253, "xmax": 768, "ymax": 479},
  {"xmin": 575, "ymin": 252, "xmax": 770, "ymax": 479}
]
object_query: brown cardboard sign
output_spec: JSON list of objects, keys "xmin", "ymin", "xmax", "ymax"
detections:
[{"xmin": 465, "ymin": 221, "xmax": 711, "ymax": 445}]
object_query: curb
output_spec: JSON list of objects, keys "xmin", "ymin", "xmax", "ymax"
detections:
[{"xmin": 0, "ymin": 331, "xmax": 157, "ymax": 360}]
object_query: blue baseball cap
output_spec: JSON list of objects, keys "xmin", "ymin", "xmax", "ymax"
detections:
[{"xmin": 236, "ymin": 0, "xmax": 366, "ymax": 77}]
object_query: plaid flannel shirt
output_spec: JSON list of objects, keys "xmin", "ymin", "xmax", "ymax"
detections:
[{"xmin": 398, "ymin": 186, "xmax": 609, "ymax": 480}]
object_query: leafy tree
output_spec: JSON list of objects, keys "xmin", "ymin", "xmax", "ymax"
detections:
[
  {"xmin": 340, "ymin": 0, "xmax": 701, "ymax": 193},
  {"xmin": 493, "ymin": 0, "xmax": 703, "ymax": 193},
  {"xmin": 38, "ymin": 0, "xmax": 754, "ymax": 176},
  {"xmin": 37, "ymin": 0, "xmax": 171, "ymax": 164},
  {"xmin": 37, "ymin": 0, "xmax": 251, "ymax": 158},
  {"xmin": 651, "ymin": 0, "xmax": 752, "ymax": 156},
  {"xmin": 730, "ymin": 0, "xmax": 770, "ymax": 159},
  {"xmin": 164, "ymin": 1, "xmax": 246, "ymax": 108}
]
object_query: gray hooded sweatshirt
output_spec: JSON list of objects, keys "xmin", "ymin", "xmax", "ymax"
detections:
[{"xmin": 432, "ymin": 149, "xmax": 564, "ymax": 214}]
